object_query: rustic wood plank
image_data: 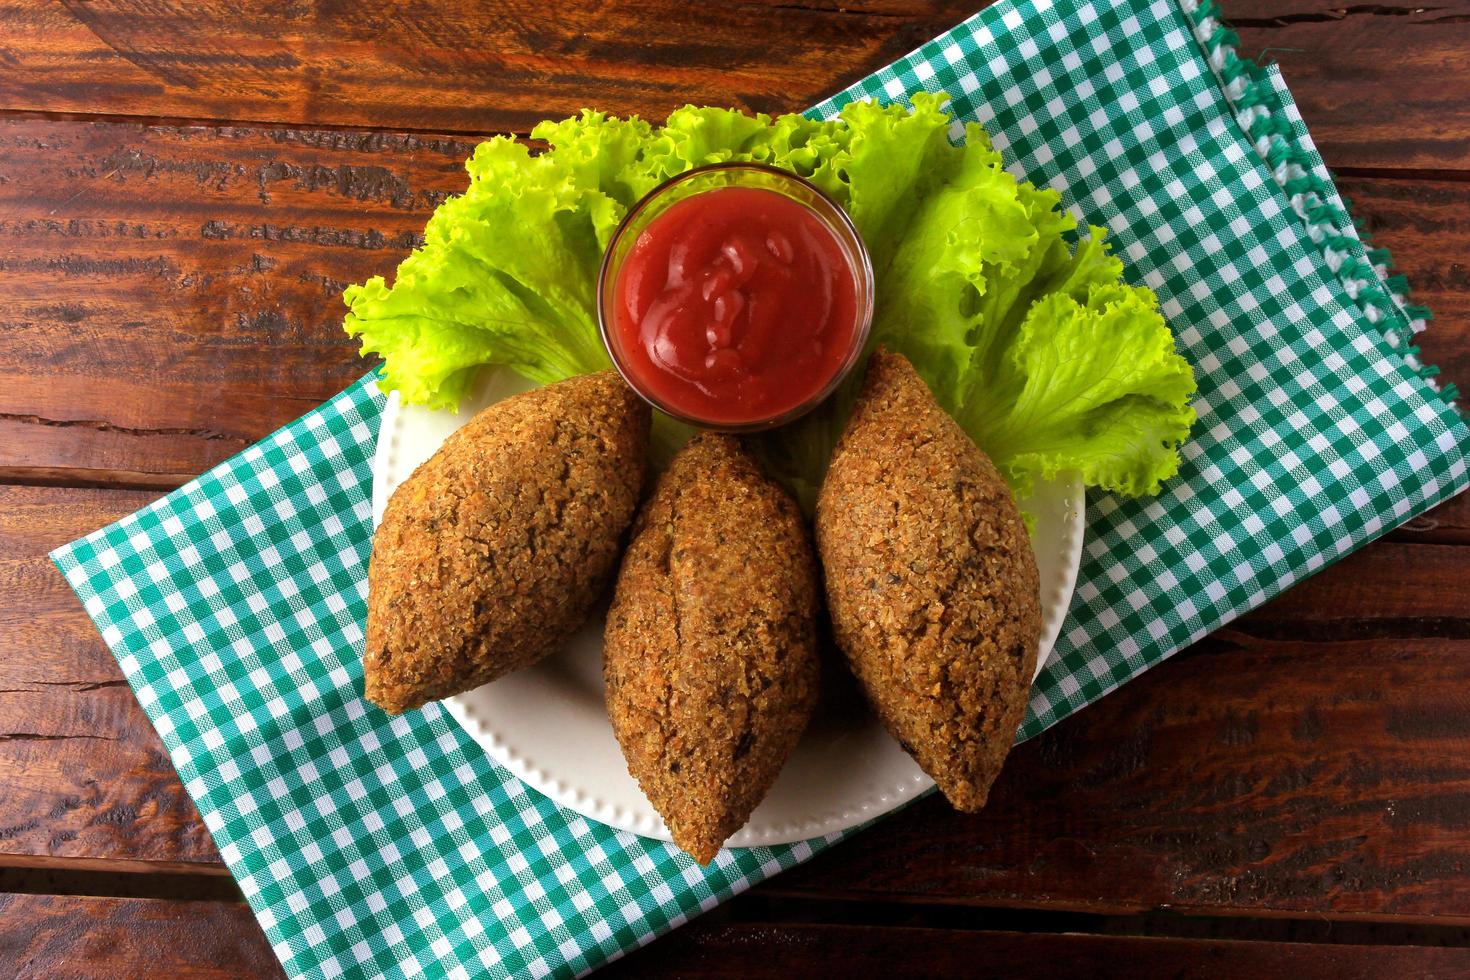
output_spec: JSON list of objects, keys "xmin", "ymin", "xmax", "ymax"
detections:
[
  {"xmin": 0, "ymin": 117, "xmax": 472, "ymax": 488},
  {"xmin": 1239, "ymin": 542, "xmax": 1470, "ymax": 633},
  {"xmin": 1229, "ymin": 0, "xmax": 1470, "ymax": 171},
  {"xmin": 0, "ymin": 1, "xmax": 1467, "ymax": 169},
  {"xmin": 1337, "ymin": 175, "xmax": 1470, "ymax": 393},
  {"xmin": 1392, "ymin": 491, "xmax": 1470, "ymax": 547},
  {"xmin": 0, "ymin": 893, "xmax": 282, "ymax": 979},
  {"xmin": 603, "ymin": 922, "xmax": 1470, "ymax": 978},
  {"xmin": 5, "ymin": 484, "xmax": 1470, "ymax": 923},
  {"xmin": 7, "ymin": 894, "xmax": 1470, "ymax": 980},
  {"xmin": 14, "ymin": 898, "xmax": 1470, "ymax": 980},
  {"xmin": 0, "ymin": 0, "xmax": 975, "ymax": 133},
  {"xmin": 0, "ymin": 117, "xmax": 1462, "ymax": 488},
  {"xmin": 771, "ymin": 628, "xmax": 1470, "ymax": 921},
  {"xmin": 0, "ymin": 854, "xmax": 228, "ymax": 875},
  {"xmin": 0, "ymin": 485, "xmax": 220, "ymax": 867}
]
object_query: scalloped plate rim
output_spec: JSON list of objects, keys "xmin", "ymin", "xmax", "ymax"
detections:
[{"xmin": 370, "ymin": 373, "xmax": 1085, "ymax": 849}]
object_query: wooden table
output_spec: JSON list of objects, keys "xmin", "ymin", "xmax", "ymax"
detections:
[{"xmin": 1, "ymin": 1, "xmax": 1468, "ymax": 976}]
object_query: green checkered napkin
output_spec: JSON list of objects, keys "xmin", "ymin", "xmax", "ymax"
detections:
[{"xmin": 54, "ymin": 0, "xmax": 1469, "ymax": 976}]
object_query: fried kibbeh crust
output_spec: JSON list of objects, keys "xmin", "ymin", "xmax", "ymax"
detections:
[
  {"xmin": 815, "ymin": 350, "xmax": 1041, "ymax": 812},
  {"xmin": 364, "ymin": 371, "xmax": 649, "ymax": 715},
  {"xmin": 604, "ymin": 433, "xmax": 820, "ymax": 864}
]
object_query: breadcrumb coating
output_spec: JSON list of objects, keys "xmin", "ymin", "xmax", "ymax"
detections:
[
  {"xmin": 364, "ymin": 371, "xmax": 649, "ymax": 715},
  {"xmin": 815, "ymin": 350, "xmax": 1040, "ymax": 812},
  {"xmin": 604, "ymin": 433, "xmax": 820, "ymax": 864}
]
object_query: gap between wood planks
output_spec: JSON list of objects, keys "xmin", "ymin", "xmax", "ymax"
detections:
[
  {"xmin": 5, "ymin": 868, "xmax": 1470, "ymax": 949},
  {"xmin": 0, "ymin": 863, "xmax": 242, "ymax": 901},
  {"xmin": 4, "ymin": 109, "xmax": 1470, "ymax": 184},
  {"xmin": 1335, "ymin": 166, "xmax": 1470, "ymax": 184},
  {"xmin": 714, "ymin": 893, "xmax": 1470, "ymax": 943},
  {"xmin": 0, "ymin": 106, "xmax": 535, "ymax": 143},
  {"xmin": 1230, "ymin": 5, "xmax": 1470, "ymax": 29}
]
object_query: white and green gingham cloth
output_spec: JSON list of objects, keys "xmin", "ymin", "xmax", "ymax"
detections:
[{"xmin": 53, "ymin": 0, "xmax": 1470, "ymax": 976}]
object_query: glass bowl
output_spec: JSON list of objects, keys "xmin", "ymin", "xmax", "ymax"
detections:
[{"xmin": 596, "ymin": 162, "xmax": 874, "ymax": 432}]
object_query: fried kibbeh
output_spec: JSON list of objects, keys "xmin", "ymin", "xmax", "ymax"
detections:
[
  {"xmin": 815, "ymin": 350, "xmax": 1041, "ymax": 812},
  {"xmin": 604, "ymin": 433, "xmax": 820, "ymax": 864},
  {"xmin": 364, "ymin": 371, "xmax": 649, "ymax": 715}
]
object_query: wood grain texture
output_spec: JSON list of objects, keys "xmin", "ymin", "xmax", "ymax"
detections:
[
  {"xmin": 0, "ymin": 0, "xmax": 974, "ymax": 131},
  {"xmin": 771, "ymin": 628, "xmax": 1470, "ymax": 921},
  {"xmin": 4, "ymin": 490, "xmax": 1470, "ymax": 924},
  {"xmin": 1238, "ymin": 542, "xmax": 1470, "ymax": 633},
  {"xmin": 0, "ymin": 893, "xmax": 282, "ymax": 979},
  {"xmin": 12, "ymin": 899, "xmax": 1470, "ymax": 980},
  {"xmin": 1393, "ymin": 490, "xmax": 1470, "ymax": 547},
  {"xmin": 0, "ymin": 117, "xmax": 472, "ymax": 488},
  {"xmin": 0, "ymin": 117, "xmax": 1462, "ymax": 488},
  {"xmin": 0, "ymin": 2, "xmax": 1466, "ymax": 969},
  {"xmin": 0, "ymin": 0, "xmax": 1465, "ymax": 168},
  {"xmin": 1337, "ymin": 175, "xmax": 1470, "ymax": 391},
  {"xmin": 1229, "ymin": 0, "xmax": 1470, "ymax": 170},
  {"xmin": 602, "ymin": 922, "xmax": 1470, "ymax": 979},
  {"xmin": 0, "ymin": 486, "xmax": 219, "ymax": 867}
]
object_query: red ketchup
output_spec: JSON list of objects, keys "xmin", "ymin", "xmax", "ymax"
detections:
[{"xmin": 610, "ymin": 186, "xmax": 862, "ymax": 426}]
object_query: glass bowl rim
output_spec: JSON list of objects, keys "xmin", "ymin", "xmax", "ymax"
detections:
[{"xmin": 595, "ymin": 161, "xmax": 875, "ymax": 433}]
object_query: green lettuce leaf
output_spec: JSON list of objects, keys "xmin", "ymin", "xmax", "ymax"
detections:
[
  {"xmin": 343, "ymin": 94, "xmax": 1196, "ymax": 502},
  {"xmin": 956, "ymin": 281, "xmax": 1197, "ymax": 497}
]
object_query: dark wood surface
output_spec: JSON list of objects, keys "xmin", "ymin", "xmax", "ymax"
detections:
[
  {"xmin": 1, "ymin": 893, "xmax": 283, "ymax": 978},
  {"xmin": 602, "ymin": 924, "xmax": 1470, "ymax": 979},
  {"xmin": 0, "ymin": 0, "xmax": 1467, "ymax": 976}
]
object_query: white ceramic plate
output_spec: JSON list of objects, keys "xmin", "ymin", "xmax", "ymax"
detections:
[{"xmin": 371, "ymin": 369, "xmax": 1084, "ymax": 848}]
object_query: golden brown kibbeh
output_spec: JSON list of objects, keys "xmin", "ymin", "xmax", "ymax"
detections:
[
  {"xmin": 604, "ymin": 433, "xmax": 820, "ymax": 864},
  {"xmin": 815, "ymin": 350, "xmax": 1041, "ymax": 812},
  {"xmin": 364, "ymin": 371, "xmax": 649, "ymax": 715}
]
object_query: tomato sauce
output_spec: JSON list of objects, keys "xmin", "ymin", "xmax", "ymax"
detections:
[{"xmin": 609, "ymin": 186, "xmax": 863, "ymax": 426}]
